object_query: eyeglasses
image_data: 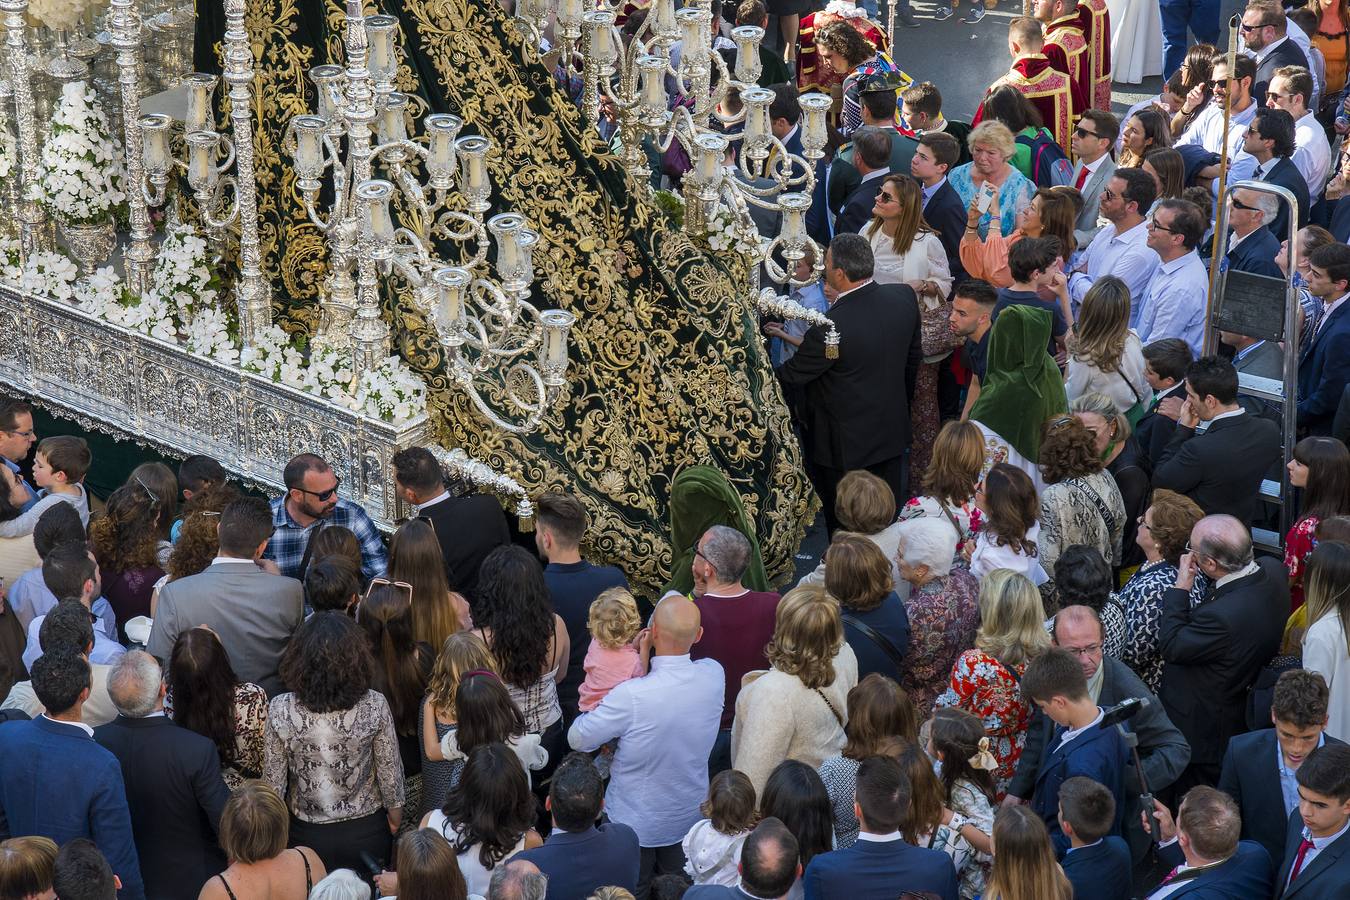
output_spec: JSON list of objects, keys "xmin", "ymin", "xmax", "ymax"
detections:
[
  {"xmin": 1265, "ymin": 91, "xmax": 1287, "ymax": 101},
  {"xmin": 1137, "ymin": 514, "xmax": 1152, "ymax": 530},
  {"xmin": 1238, "ymin": 21, "xmax": 1261, "ymax": 31},
  {"xmin": 364, "ymin": 577, "xmax": 413, "ymax": 600},
  {"xmin": 2, "ymin": 428, "xmax": 34, "ymax": 438},
  {"xmin": 1049, "ymin": 415, "xmax": 1076, "ymax": 429},
  {"xmin": 1101, "ymin": 188, "xmax": 1118, "ymax": 201},
  {"xmin": 1073, "ymin": 125, "xmax": 1098, "ymax": 138},
  {"xmin": 1147, "ymin": 217, "xmax": 1180, "ymax": 233},
  {"xmin": 1062, "ymin": 642, "xmax": 1102, "ymax": 657},
  {"xmin": 691, "ymin": 541, "xmax": 707, "ymax": 561},
  {"xmin": 1210, "ymin": 78, "xmax": 1233, "ymax": 88},
  {"xmin": 295, "ymin": 477, "xmax": 342, "ymax": 502}
]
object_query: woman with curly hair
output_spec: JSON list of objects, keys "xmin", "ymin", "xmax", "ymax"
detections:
[
  {"xmin": 1037, "ymin": 416, "xmax": 1126, "ymax": 579},
  {"xmin": 1064, "ymin": 277, "xmax": 1150, "ymax": 424},
  {"xmin": 1115, "ymin": 489, "xmax": 1204, "ymax": 693},
  {"xmin": 815, "ymin": 19, "xmax": 903, "ymax": 137},
  {"xmin": 421, "ymin": 743, "xmax": 542, "ymax": 897},
  {"xmin": 90, "ymin": 480, "xmax": 167, "ymax": 640},
  {"xmin": 167, "ymin": 626, "xmax": 267, "ymax": 789},
  {"xmin": 153, "ymin": 482, "xmax": 240, "ymax": 617},
  {"xmin": 1071, "ymin": 392, "xmax": 1151, "ymax": 575},
  {"xmin": 388, "ymin": 517, "xmax": 471, "ymax": 648},
  {"xmin": 471, "ymin": 545, "xmax": 570, "ymax": 777},
  {"xmin": 420, "ymin": 632, "xmax": 498, "ymax": 816},
  {"xmin": 263, "ymin": 612, "xmax": 405, "ymax": 876},
  {"xmin": 731, "ymin": 584, "xmax": 859, "ymax": 796}
]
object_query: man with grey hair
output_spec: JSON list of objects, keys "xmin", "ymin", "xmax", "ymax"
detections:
[
  {"xmin": 690, "ymin": 524, "xmax": 781, "ymax": 775},
  {"xmin": 834, "ymin": 126, "xmax": 894, "ymax": 234},
  {"xmin": 1159, "ymin": 515, "xmax": 1286, "ymax": 795},
  {"xmin": 94, "ymin": 650, "xmax": 230, "ymax": 899},
  {"xmin": 777, "ymin": 233, "xmax": 923, "ymax": 531},
  {"xmin": 1222, "ymin": 186, "xmax": 1283, "ymax": 279},
  {"xmin": 488, "ymin": 859, "xmax": 548, "ymax": 900}
]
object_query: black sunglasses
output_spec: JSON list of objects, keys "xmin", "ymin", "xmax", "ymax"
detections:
[
  {"xmin": 1148, "ymin": 216, "xmax": 1180, "ymax": 234},
  {"xmin": 295, "ymin": 477, "xmax": 341, "ymax": 502},
  {"xmin": 1074, "ymin": 125, "xmax": 1098, "ymax": 138},
  {"xmin": 1231, "ymin": 196, "xmax": 1260, "ymax": 212}
]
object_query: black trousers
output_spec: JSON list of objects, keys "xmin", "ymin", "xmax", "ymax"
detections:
[
  {"xmin": 813, "ymin": 453, "xmax": 909, "ymax": 534},
  {"xmin": 637, "ymin": 842, "xmax": 687, "ymax": 900},
  {"xmin": 290, "ymin": 809, "xmax": 391, "ymax": 882}
]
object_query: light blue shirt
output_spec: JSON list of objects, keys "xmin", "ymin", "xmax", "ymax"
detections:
[
  {"xmin": 568, "ymin": 653, "xmax": 724, "ymax": 847},
  {"xmin": 1277, "ymin": 732, "xmax": 1326, "ymax": 816},
  {"xmin": 1068, "ymin": 219, "xmax": 1160, "ymax": 323},
  {"xmin": 8, "ymin": 565, "xmax": 117, "ymax": 640},
  {"xmin": 1290, "ymin": 815, "xmax": 1350, "ymax": 887},
  {"xmin": 23, "ymin": 610, "xmax": 126, "ymax": 672},
  {"xmin": 771, "ymin": 282, "xmax": 830, "ymax": 367},
  {"xmin": 1, "ymin": 456, "xmax": 37, "ymax": 513},
  {"xmin": 1137, "ymin": 249, "xmax": 1209, "ymax": 356}
]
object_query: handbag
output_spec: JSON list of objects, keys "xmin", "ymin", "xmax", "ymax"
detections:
[
  {"xmin": 1115, "ymin": 364, "xmax": 1148, "ymax": 430},
  {"xmin": 841, "ymin": 613, "xmax": 907, "ymax": 677},
  {"xmin": 813, "ymin": 686, "xmax": 845, "ymax": 728}
]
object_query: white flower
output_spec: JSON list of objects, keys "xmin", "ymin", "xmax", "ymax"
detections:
[
  {"xmin": 0, "ymin": 128, "xmax": 15, "ymax": 182},
  {"xmin": 31, "ymin": 82, "xmax": 126, "ymax": 227}
]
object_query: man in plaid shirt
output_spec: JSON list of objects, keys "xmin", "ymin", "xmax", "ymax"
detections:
[{"xmin": 263, "ymin": 453, "xmax": 387, "ymax": 582}]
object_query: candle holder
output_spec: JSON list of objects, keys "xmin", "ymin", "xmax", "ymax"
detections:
[{"xmin": 2, "ymin": 0, "xmax": 53, "ymax": 259}]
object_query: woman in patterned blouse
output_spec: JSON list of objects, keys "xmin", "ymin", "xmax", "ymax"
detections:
[
  {"xmin": 167, "ymin": 626, "xmax": 267, "ymax": 790},
  {"xmin": 900, "ymin": 420, "xmax": 986, "ymax": 566},
  {"xmin": 1284, "ymin": 437, "xmax": 1350, "ymax": 612},
  {"xmin": 263, "ymin": 612, "xmax": 405, "ymax": 877},
  {"xmin": 936, "ymin": 569, "xmax": 1052, "ymax": 797},
  {"xmin": 1116, "ymin": 490, "xmax": 1204, "ymax": 694}
]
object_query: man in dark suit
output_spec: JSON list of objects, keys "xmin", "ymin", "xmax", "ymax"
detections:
[
  {"xmin": 1153, "ymin": 355, "xmax": 1282, "ymax": 523},
  {"xmin": 1222, "ymin": 186, "xmax": 1285, "ymax": 279},
  {"xmin": 1159, "ymin": 515, "xmax": 1288, "ymax": 792},
  {"xmin": 685, "ymin": 817, "xmax": 800, "ymax": 899},
  {"xmin": 777, "ymin": 234, "xmax": 923, "ymax": 532},
  {"xmin": 1137, "ymin": 338, "xmax": 1194, "ymax": 468},
  {"xmin": 1142, "ymin": 787, "xmax": 1275, "ymax": 898},
  {"xmin": 1274, "ymin": 743, "xmax": 1350, "ymax": 899},
  {"xmin": 828, "ymin": 75, "xmax": 920, "ymax": 218},
  {"xmin": 802, "ymin": 754, "xmax": 958, "ymax": 899},
  {"xmin": 1243, "ymin": 107, "xmax": 1309, "ymax": 239},
  {"xmin": 1298, "ymin": 242, "xmax": 1350, "ymax": 436},
  {"xmin": 766, "ymin": 82, "xmax": 806, "ymax": 181},
  {"xmin": 832, "ymin": 128, "xmax": 894, "ymax": 235},
  {"xmin": 147, "ymin": 498, "xmax": 304, "ymax": 697},
  {"xmin": 94, "ymin": 651, "xmax": 229, "ymax": 900},
  {"xmin": 1009, "ymin": 607, "xmax": 1190, "ymax": 861},
  {"xmin": 1059, "ymin": 777, "xmax": 1132, "ymax": 900},
  {"xmin": 391, "ymin": 446, "xmax": 510, "ymax": 600},
  {"xmin": 1220, "ymin": 669, "xmax": 1344, "ymax": 864},
  {"xmin": 1242, "ymin": 2, "xmax": 1310, "ymax": 106},
  {"xmin": 1224, "ymin": 329, "xmax": 1286, "ymax": 381},
  {"xmin": 0, "ymin": 646, "xmax": 145, "ymax": 899},
  {"xmin": 1022, "ymin": 648, "xmax": 1130, "ymax": 856},
  {"xmin": 515, "ymin": 753, "xmax": 639, "ymax": 898},
  {"xmin": 912, "ymin": 131, "xmax": 967, "ymax": 283}
]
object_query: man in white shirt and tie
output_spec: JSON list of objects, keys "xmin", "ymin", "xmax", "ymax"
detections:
[
  {"xmin": 1266, "ymin": 66, "xmax": 1331, "ymax": 201},
  {"xmin": 1069, "ymin": 169, "xmax": 1160, "ymax": 324},
  {"xmin": 1069, "ymin": 110, "xmax": 1119, "ymax": 247}
]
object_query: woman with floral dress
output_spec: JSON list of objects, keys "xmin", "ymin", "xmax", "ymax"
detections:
[
  {"xmin": 1116, "ymin": 490, "xmax": 1204, "ymax": 693},
  {"xmin": 1284, "ymin": 437, "xmax": 1350, "ymax": 612},
  {"xmin": 936, "ymin": 569, "xmax": 1051, "ymax": 797},
  {"xmin": 901, "ymin": 420, "xmax": 985, "ymax": 566}
]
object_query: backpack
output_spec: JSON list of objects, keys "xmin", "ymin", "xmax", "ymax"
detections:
[{"xmin": 1016, "ymin": 127, "xmax": 1073, "ymax": 188}]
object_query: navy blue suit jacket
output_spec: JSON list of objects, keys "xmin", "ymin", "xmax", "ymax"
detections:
[
  {"xmin": 684, "ymin": 887, "xmax": 758, "ymax": 899},
  {"xmin": 802, "ymin": 837, "xmax": 958, "ymax": 900},
  {"xmin": 1298, "ymin": 299, "xmax": 1350, "ymax": 436},
  {"xmin": 1032, "ymin": 719, "xmax": 1130, "ymax": 856},
  {"xmin": 806, "ymin": 156, "xmax": 832, "ymax": 247},
  {"xmin": 1224, "ymin": 227, "xmax": 1284, "ymax": 280},
  {"xmin": 0, "ymin": 715, "xmax": 145, "ymax": 899},
  {"xmin": 514, "ymin": 823, "xmax": 640, "ymax": 900},
  {"xmin": 1063, "ymin": 836, "xmax": 1132, "ymax": 900},
  {"xmin": 1258, "ymin": 156, "xmax": 1310, "ymax": 240},
  {"xmin": 1218, "ymin": 729, "xmax": 1347, "ymax": 865},
  {"xmin": 1275, "ymin": 808, "xmax": 1350, "ymax": 898},
  {"xmin": 1150, "ymin": 840, "xmax": 1274, "ymax": 898},
  {"xmin": 834, "ymin": 175, "xmax": 886, "ymax": 235},
  {"xmin": 924, "ymin": 179, "xmax": 967, "ymax": 283}
]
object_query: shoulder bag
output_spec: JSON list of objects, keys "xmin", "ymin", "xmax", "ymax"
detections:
[{"xmin": 841, "ymin": 613, "xmax": 906, "ymax": 676}]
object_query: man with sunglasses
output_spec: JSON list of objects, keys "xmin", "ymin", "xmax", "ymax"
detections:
[
  {"xmin": 1241, "ymin": 107, "xmax": 1309, "ymax": 240},
  {"xmin": 0, "ymin": 396, "xmax": 38, "ymax": 513},
  {"xmin": 1222, "ymin": 187, "xmax": 1284, "ymax": 279},
  {"xmin": 1138, "ymin": 199, "xmax": 1210, "ymax": 356},
  {"xmin": 1242, "ymin": 1, "xmax": 1309, "ymax": 106},
  {"xmin": 1177, "ymin": 55, "xmax": 1260, "ymax": 196},
  {"xmin": 264, "ymin": 453, "xmax": 387, "ymax": 583}
]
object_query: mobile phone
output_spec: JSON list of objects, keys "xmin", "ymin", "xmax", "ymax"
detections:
[{"xmin": 976, "ymin": 181, "xmax": 997, "ymax": 214}]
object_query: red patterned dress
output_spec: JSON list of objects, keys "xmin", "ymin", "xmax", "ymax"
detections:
[
  {"xmin": 1284, "ymin": 515, "xmax": 1319, "ymax": 612},
  {"xmin": 935, "ymin": 649, "xmax": 1031, "ymax": 799}
]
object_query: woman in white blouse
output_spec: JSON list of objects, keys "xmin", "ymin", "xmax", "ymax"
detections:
[
  {"xmin": 1065, "ymin": 275, "xmax": 1150, "ymax": 423},
  {"xmin": 1303, "ymin": 541, "xmax": 1350, "ymax": 741},
  {"xmin": 865, "ymin": 174, "xmax": 953, "ymax": 300}
]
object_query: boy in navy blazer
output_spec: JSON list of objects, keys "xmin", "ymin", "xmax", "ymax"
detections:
[
  {"xmin": 1023, "ymin": 648, "xmax": 1130, "ymax": 858},
  {"xmin": 1274, "ymin": 743, "xmax": 1350, "ymax": 899},
  {"xmin": 802, "ymin": 755, "xmax": 957, "ymax": 900},
  {"xmin": 1058, "ymin": 776, "xmax": 1132, "ymax": 900}
]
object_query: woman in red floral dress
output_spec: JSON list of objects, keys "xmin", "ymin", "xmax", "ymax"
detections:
[{"xmin": 1284, "ymin": 437, "xmax": 1350, "ymax": 612}]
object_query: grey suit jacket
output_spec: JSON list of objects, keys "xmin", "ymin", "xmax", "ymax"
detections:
[
  {"xmin": 1073, "ymin": 156, "xmax": 1118, "ymax": 248},
  {"xmin": 146, "ymin": 561, "xmax": 304, "ymax": 697},
  {"xmin": 1235, "ymin": 340, "xmax": 1285, "ymax": 382}
]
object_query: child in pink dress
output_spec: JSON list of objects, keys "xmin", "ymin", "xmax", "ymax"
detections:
[{"xmin": 579, "ymin": 587, "xmax": 644, "ymax": 775}]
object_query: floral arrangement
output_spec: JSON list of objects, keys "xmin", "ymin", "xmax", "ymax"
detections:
[
  {"xmin": 0, "ymin": 238, "xmax": 80, "ymax": 304},
  {"xmin": 150, "ymin": 225, "xmax": 221, "ymax": 328},
  {"xmin": 0, "ymin": 127, "xmax": 15, "ymax": 182},
  {"xmin": 29, "ymin": 81, "xmax": 126, "ymax": 226},
  {"xmin": 706, "ymin": 202, "xmax": 762, "ymax": 258},
  {"xmin": 27, "ymin": 0, "xmax": 94, "ymax": 31}
]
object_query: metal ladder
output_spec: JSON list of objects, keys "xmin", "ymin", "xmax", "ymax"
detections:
[{"xmin": 1203, "ymin": 179, "xmax": 1300, "ymax": 555}]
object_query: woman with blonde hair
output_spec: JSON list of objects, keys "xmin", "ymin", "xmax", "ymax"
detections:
[
  {"xmin": 936, "ymin": 569, "xmax": 1050, "ymax": 796},
  {"xmin": 982, "ymin": 805, "xmax": 1072, "ymax": 900},
  {"xmin": 798, "ymin": 470, "xmax": 902, "ymax": 588},
  {"xmin": 0, "ymin": 836, "xmax": 57, "ymax": 900},
  {"xmin": 731, "ymin": 584, "xmax": 859, "ymax": 795},
  {"xmin": 420, "ymin": 631, "xmax": 498, "ymax": 816},
  {"xmin": 902, "ymin": 419, "xmax": 986, "ymax": 558},
  {"xmin": 199, "ymin": 780, "xmax": 328, "ymax": 900},
  {"xmin": 960, "ymin": 188, "xmax": 1078, "ymax": 288},
  {"xmin": 1065, "ymin": 276, "xmax": 1150, "ymax": 423},
  {"xmin": 950, "ymin": 122, "xmax": 1037, "ymax": 240},
  {"xmin": 1302, "ymin": 541, "xmax": 1350, "ymax": 740},
  {"xmin": 824, "ymin": 534, "xmax": 910, "ymax": 683},
  {"xmin": 388, "ymin": 517, "xmax": 471, "ymax": 648}
]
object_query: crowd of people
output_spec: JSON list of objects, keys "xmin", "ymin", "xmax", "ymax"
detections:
[{"xmin": 8, "ymin": 0, "xmax": 1350, "ymax": 896}]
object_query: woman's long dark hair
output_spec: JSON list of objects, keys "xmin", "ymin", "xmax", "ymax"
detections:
[
  {"xmin": 279, "ymin": 611, "xmax": 374, "ymax": 713},
  {"xmin": 473, "ymin": 546, "xmax": 554, "ymax": 690},
  {"xmin": 759, "ymin": 760, "xmax": 834, "ymax": 869},
  {"xmin": 454, "ymin": 673, "xmax": 526, "ymax": 755},
  {"xmin": 357, "ymin": 584, "xmax": 428, "ymax": 736},
  {"xmin": 983, "ymin": 84, "xmax": 1043, "ymax": 133},
  {"xmin": 1296, "ymin": 436, "xmax": 1350, "ymax": 524},
  {"xmin": 168, "ymin": 628, "xmax": 244, "ymax": 771},
  {"xmin": 442, "ymin": 743, "xmax": 535, "ymax": 870}
]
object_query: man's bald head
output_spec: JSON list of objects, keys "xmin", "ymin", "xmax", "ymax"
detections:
[
  {"xmin": 1191, "ymin": 515, "xmax": 1253, "ymax": 574},
  {"xmin": 653, "ymin": 593, "xmax": 702, "ymax": 653},
  {"xmin": 1054, "ymin": 605, "xmax": 1105, "ymax": 679},
  {"xmin": 487, "ymin": 859, "xmax": 546, "ymax": 900},
  {"xmin": 740, "ymin": 817, "xmax": 800, "ymax": 897}
]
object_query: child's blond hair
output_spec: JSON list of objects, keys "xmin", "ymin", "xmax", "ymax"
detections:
[{"xmin": 587, "ymin": 586, "xmax": 642, "ymax": 650}]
